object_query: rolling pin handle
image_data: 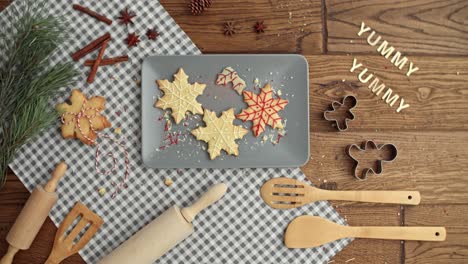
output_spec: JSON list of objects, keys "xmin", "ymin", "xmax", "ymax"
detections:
[
  {"xmin": 44, "ymin": 162, "xmax": 67, "ymax": 193},
  {"xmin": 181, "ymin": 183, "xmax": 228, "ymax": 223},
  {"xmin": 0, "ymin": 246, "xmax": 20, "ymax": 264}
]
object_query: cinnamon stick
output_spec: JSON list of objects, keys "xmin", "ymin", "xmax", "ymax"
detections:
[
  {"xmin": 71, "ymin": 33, "xmax": 111, "ymax": 61},
  {"xmin": 87, "ymin": 39, "xmax": 109, "ymax": 83},
  {"xmin": 73, "ymin": 4, "xmax": 112, "ymax": 25},
  {"xmin": 84, "ymin": 55, "xmax": 129, "ymax": 66}
]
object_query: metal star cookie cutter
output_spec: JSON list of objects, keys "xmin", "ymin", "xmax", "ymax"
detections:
[
  {"xmin": 323, "ymin": 95, "xmax": 357, "ymax": 131},
  {"xmin": 345, "ymin": 140, "xmax": 398, "ymax": 180}
]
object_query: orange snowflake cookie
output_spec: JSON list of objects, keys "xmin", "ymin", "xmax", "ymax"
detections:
[
  {"xmin": 56, "ymin": 89, "xmax": 111, "ymax": 145},
  {"xmin": 236, "ymin": 83, "xmax": 288, "ymax": 137}
]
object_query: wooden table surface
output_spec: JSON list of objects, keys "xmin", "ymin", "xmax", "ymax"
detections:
[{"xmin": 1, "ymin": 0, "xmax": 467, "ymax": 263}]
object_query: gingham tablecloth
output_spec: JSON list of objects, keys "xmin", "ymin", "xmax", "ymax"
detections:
[{"xmin": 1, "ymin": 1, "xmax": 351, "ymax": 263}]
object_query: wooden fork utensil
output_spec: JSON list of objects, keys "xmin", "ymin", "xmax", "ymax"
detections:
[
  {"xmin": 285, "ymin": 215, "xmax": 446, "ymax": 248},
  {"xmin": 260, "ymin": 177, "xmax": 420, "ymax": 209},
  {"xmin": 45, "ymin": 202, "xmax": 103, "ymax": 264}
]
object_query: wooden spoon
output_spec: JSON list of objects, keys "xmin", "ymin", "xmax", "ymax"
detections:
[
  {"xmin": 260, "ymin": 177, "xmax": 420, "ymax": 209},
  {"xmin": 285, "ymin": 215, "xmax": 446, "ymax": 248}
]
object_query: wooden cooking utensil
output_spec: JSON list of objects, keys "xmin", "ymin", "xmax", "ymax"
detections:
[
  {"xmin": 285, "ymin": 215, "xmax": 446, "ymax": 248},
  {"xmin": 45, "ymin": 202, "xmax": 103, "ymax": 264},
  {"xmin": 0, "ymin": 162, "xmax": 67, "ymax": 264},
  {"xmin": 99, "ymin": 183, "xmax": 227, "ymax": 264},
  {"xmin": 260, "ymin": 177, "xmax": 420, "ymax": 209}
]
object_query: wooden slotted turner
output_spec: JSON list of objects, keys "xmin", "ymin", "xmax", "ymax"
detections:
[
  {"xmin": 260, "ymin": 177, "xmax": 420, "ymax": 209},
  {"xmin": 285, "ymin": 215, "xmax": 446, "ymax": 248},
  {"xmin": 45, "ymin": 202, "xmax": 103, "ymax": 264}
]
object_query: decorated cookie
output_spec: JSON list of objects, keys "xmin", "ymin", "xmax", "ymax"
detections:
[
  {"xmin": 236, "ymin": 83, "xmax": 288, "ymax": 137},
  {"xmin": 155, "ymin": 68, "xmax": 206, "ymax": 124},
  {"xmin": 216, "ymin": 66, "xmax": 246, "ymax": 95},
  {"xmin": 56, "ymin": 89, "xmax": 111, "ymax": 145},
  {"xmin": 191, "ymin": 108, "xmax": 248, "ymax": 160}
]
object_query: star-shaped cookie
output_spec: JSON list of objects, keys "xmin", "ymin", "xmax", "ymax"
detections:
[
  {"xmin": 236, "ymin": 83, "xmax": 288, "ymax": 137},
  {"xmin": 56, "ymin": 89, "xmax": 111, "ymax": 145},
  {"xmin": 154, "ymin": 68, "xmax": 206, "ymax": 124},
  {"xmin": 191, "ymin": 108, "xmax": 248, "ymax": 160}
]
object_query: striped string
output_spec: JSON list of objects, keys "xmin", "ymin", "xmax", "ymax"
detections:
[
  {"xmin": 61, "ymin": 100, "xmax": 100, "ymax": 144},
  {"xmin": 95, "ymin": 134, "xmax": 130, "ymax": 199},
  {"xmin": 61, "ymin": 100, "xmax": 129, "ymax": 198}
]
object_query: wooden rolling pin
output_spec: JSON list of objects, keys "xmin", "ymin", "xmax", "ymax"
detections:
[
  {"xmin": 99, "ymin": 183, "xmax": 228, "ymax": 264},
  {"xmin": 0, "ymin": 162, "xmax": 67, "ymax": 264}
]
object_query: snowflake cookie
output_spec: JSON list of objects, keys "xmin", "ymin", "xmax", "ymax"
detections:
[
  {"xmin": 191, "ymin": 108, "xmax": 248, "ymax": 160},
  {"xmin": 155, "ymin": 68, "xmax": 207, "ymax": 124},
  {"xmin": 56, "ymin": 89, "xmax": 111, "ymax": 145},
  {"xmin": 236, "ymin": 83, "xmax": 288, "ymax": 137}
]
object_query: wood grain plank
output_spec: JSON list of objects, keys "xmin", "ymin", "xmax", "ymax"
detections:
[
  {"xmin": 0, "ymin": 172, "xmax": 30, "ymax": 205},
  {"xmin": 161, "ymin": 0, "xmax": 324, "ymax": 54},
  {"xmin": 405, "ymin": 205, "xmax": 468, "ymax": 263},
  {"xmin": 302, "ymin": 131, "xmax": 468, "ymax": 205},
  {"xmin": 328, "ymin": 205, "xmax": 402, "ymax": 263},
  {"xmin": 306, "ymin": 55, "xmax": 468, "ymax": 131},
  {"xmin": 1, "ymin": 1, "xmax": 467, "ymax": 264},
  {"xmin": 326, "ymin": 0, "xmax": 468, "ymax": 55}
]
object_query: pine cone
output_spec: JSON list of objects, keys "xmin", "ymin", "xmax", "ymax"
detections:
[
  {"xmin": 203, "ymin": 0, "xmax": 212, "ymax": 7},
  {"xmin": 190, "ymin": 0, "xmax": 204, "ymax": 15},
  {"xmin": 190, "ymin": 0, "xmax": 212, "ymax": 15}
]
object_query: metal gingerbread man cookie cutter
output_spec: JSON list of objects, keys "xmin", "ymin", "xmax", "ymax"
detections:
[
  {"xmin": 323, "ymin": 95, "xmax": 358, "ymax": 131},
  {"xmin": 345, "ymin": 140, "xmax": 398, "ymax": 180}
]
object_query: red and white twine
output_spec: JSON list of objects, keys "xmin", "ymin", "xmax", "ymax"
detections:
[
  {"xmin": 61, "ymin": 101, "xmax": 130, "ymax": 198},
  {"xmin": 61, "ymin": 100, "xmax": 100, "ymax": 144},
  {"xmin": 95, "ymin": 134, "xmax": 130, "ymax": 198}
]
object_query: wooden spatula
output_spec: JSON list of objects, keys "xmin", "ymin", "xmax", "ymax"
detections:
[
  {"xmin": 285, "ymin": 215, "xmax": 446, "ymax": 248},
  {"xmin": 45, "ymin": 202, "xmax": 103, "ymax": 264},
  {"xmin": 260, "ymin": 177, "xmax": 420, "ymax": 209}
]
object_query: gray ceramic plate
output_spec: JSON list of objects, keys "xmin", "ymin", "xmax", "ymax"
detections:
[{"xmin": 141, "ymin": 54, "xmax": 309, "ymax": 168}]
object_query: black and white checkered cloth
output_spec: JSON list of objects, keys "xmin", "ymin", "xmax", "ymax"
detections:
[{"xmin": 1, "ymin": 0, "xmax": 351, "ymax": 263}]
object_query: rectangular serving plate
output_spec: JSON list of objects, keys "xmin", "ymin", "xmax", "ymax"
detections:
[{"xmin": 141, "ymin": 54, "xmax": 309, "ymax": 168}]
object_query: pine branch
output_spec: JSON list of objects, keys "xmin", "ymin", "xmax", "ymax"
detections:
[{"xmin": 0, "ymin": 2, "xmax": 78, "ymax": 188}]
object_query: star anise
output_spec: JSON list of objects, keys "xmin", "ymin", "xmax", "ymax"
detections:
[
  {"xmin": 126, "ymin": 32, "xmax": 140, "ymax": 47},
  {"xmin": 146, "ymin": 28, "xmax": 159, "ymax": 40},
  {"xmin": 118, "ymin": 8, "xmax": 136, "ymax": 25},
  {"xmin": 223, "ymin": 22, "xmax": 238, "ymax": 36},
  {"xmin": 254, "ymin": 21, "xmax": 266, "ymax": 33}
]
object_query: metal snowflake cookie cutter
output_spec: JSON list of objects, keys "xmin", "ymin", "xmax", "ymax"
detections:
[
  {"xmin": 323, "ymin": 95, "xmax": 358, "ymax": 131},
  {"xmin": 345, "ymin": 140, "xmax": 398, "ymax": 180}
]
